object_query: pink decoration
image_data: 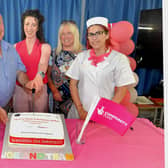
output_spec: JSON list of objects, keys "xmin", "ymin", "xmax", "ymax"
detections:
[
  {"xmin": 110, "ymin": 21, "xmax": 138, "ymax": 118},
  {"xmin": 128, "ymin": 56, "xmax": 137, "ymax": 71},
  {"xmin": 133, "ymin": 72, "xmax": 139, "ymax": 87},
  {"xmin": 119, "ymin": 39, "xmax": 135, "ymax": 55},
  {"xmin": 111, "ymin": 21, "xmax": 134, "ymax": 42},
  {"xmin": 120, "ymin": 90, "xmax": 131, "ymax": 105},
  {"xmin": 123, "ymin": 102, "xmax": 139, "ymax": 117},
  {"xmin": 129, "ymin": 87, "xmax": 138, "ymax": 103},
  {"xmin": 128, "ymin": 72, "xmax": 139, "ymax": 88},
  {"xmin": 110, "ymin": 40, "xmax": 120, "ymax": 51},
  {"xmin": 0, "ymin": 15, "xmax": 4, "ymax": 40},
  {"xmin": 120, "ymin": 89, "xmax": 138, "ymax": 117},
  {"xmin": 103, "ymin": 21, "xmax": 139, "ymax": 119}
]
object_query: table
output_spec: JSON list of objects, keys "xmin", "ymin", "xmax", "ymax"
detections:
[
  {"xmin": 136, "ymin": 101, "xmax": 164, "ymax": 127},
  {"xmin": 0, "ymin": 118, "xmax": 164, "ymax": 168}
]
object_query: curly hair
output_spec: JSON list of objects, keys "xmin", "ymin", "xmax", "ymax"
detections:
[{"xmin": 21, "ymin": 9, "xmax": 45, "ymax": 43}]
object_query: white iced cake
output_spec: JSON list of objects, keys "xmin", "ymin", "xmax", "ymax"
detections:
[{"xmin": 9, "ymin": 113, "xmax": 65, "ymax": 146}]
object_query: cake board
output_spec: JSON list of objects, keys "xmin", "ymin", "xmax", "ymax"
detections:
[{"xmin": 1, "ymin": 113, "xmax": 74, "ymax": 161}]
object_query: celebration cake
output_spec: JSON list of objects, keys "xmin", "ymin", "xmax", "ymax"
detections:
[{"xmin": 9, "ymin": 113, "xmax": 65, "ymax": 147}]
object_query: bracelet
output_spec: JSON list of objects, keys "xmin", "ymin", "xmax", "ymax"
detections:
[{"xmin": 38, "ymin": 71, "xmax": 45, "ymax": 79}]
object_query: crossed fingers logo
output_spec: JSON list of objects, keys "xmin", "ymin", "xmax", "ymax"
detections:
[{"xmin": 97, "ymin": 106, "xmax": 104, "ymax": 115}]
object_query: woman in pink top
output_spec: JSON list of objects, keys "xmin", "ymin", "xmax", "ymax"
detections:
[{"xmin": 13, "ymin": 9, "xmax": 51, "ymax": 112}]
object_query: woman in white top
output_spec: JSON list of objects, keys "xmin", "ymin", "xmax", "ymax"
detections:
[{"xmin": 66, "ymin": 17, "xmax": 135, "ymax": 119}]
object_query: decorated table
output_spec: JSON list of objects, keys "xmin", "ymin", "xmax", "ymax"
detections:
[{"xmin": 0, "ymin": 118, "xmax": 164, "ymax": 168}]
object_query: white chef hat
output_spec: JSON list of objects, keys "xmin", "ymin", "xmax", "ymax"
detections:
[{"xmin": 86, "ymin": 17, "xmax": 108, "ymax": 28}]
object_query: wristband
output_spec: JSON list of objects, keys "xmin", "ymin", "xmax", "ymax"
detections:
[{"xmin": 38, "ymin": 71, "xmax": 45, "ymax": 79}]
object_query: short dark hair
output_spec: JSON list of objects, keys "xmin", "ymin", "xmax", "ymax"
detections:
[{"xmin": 21, "ymin": 9, "xmax": 45, "ymax": 43}]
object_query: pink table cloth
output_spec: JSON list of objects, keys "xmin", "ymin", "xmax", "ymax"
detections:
[{"xmin": 0, "ymin": 118, "xmax": 164, "ymax": 168}]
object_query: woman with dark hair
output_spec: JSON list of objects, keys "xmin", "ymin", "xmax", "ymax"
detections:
[
  {"xmin": 13, "ymin": 9, "xmax": 51, "ymax": 112},
  {"xmin": 66, "ymin": 17, "xmax": 135, "ymax": 119},
  {"xmin": 21, "ymin": 9, "xmax": 45, "ymax": 42}
]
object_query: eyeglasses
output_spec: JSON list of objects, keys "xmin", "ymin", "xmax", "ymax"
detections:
[{"xmin": 87, "ymin": 31, "xmax": 105, "ymax": 38}]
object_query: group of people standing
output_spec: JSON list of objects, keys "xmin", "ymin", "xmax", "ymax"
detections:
[{"xmin": 0, "ymin": 9, "xmax": 135, "ymax": 124}]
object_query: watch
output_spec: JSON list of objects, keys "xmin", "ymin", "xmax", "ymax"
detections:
[{"xmin": 38, "ymin": 71, "xmax": 45, "ymax": 79}]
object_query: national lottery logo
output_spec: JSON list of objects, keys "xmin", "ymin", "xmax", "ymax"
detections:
[
  {"xmin": 96, "ymin": 106, "xmax": 128, "ymax": 126},
  {"xmin": 97, "ymin": 106, "xmax": 104, "ymax": 115}
]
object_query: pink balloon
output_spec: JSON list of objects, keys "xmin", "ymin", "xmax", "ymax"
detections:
[
  {"xmin": 128, "ymin": 56, "xmax": 136, "ymax": 71},
  {"xmin": 129, "ymin": 87, "xmax": 138, "ymax": 103},
  {"xmin": 111, "ymin": 21, "xmax": 134, "ymax": 42},
  {"xmin": 133, "ymin": 72, "xmax": 139, "ymax": 87},
  {"xmin": 120, "ymin": 90, "xmax": 139, "ymax": 117},
  {"xmin": 111, "ymin": 22, "xmax": 117, "ymax": 27},
  {"xmin": 118, "ymin": 88, "xmax": 139, "ymax": 117},
  {"xmin": 120, "ymin": 90, "xmax": 131, "ymax": 105},
  {"xmin": 124, "ymin": 103, "xmax": 139, "ymax": 117},
  {"xmin": 0, "ymin": 15, "xmax": 4, "ymax": 40},
  {"xmin": 111, "ymin": 40, "xmax": 120, "ymax": 51},
  {"xmin": 128, "ymin": 72, "xmax": 139, "ymax": 88},
  {"xmin": 119, "ymin": 39, "xmax": 135, "ymax": 55}
]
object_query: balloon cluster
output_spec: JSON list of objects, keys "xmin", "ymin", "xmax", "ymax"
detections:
[{"xmin": 109, "ymin": 21, "xmax": 139, "ymax": 117}]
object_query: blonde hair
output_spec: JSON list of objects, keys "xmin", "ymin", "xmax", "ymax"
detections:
[{"xmin": 56, "ymin": 21, "xmax": 83, "ymax": 55}]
